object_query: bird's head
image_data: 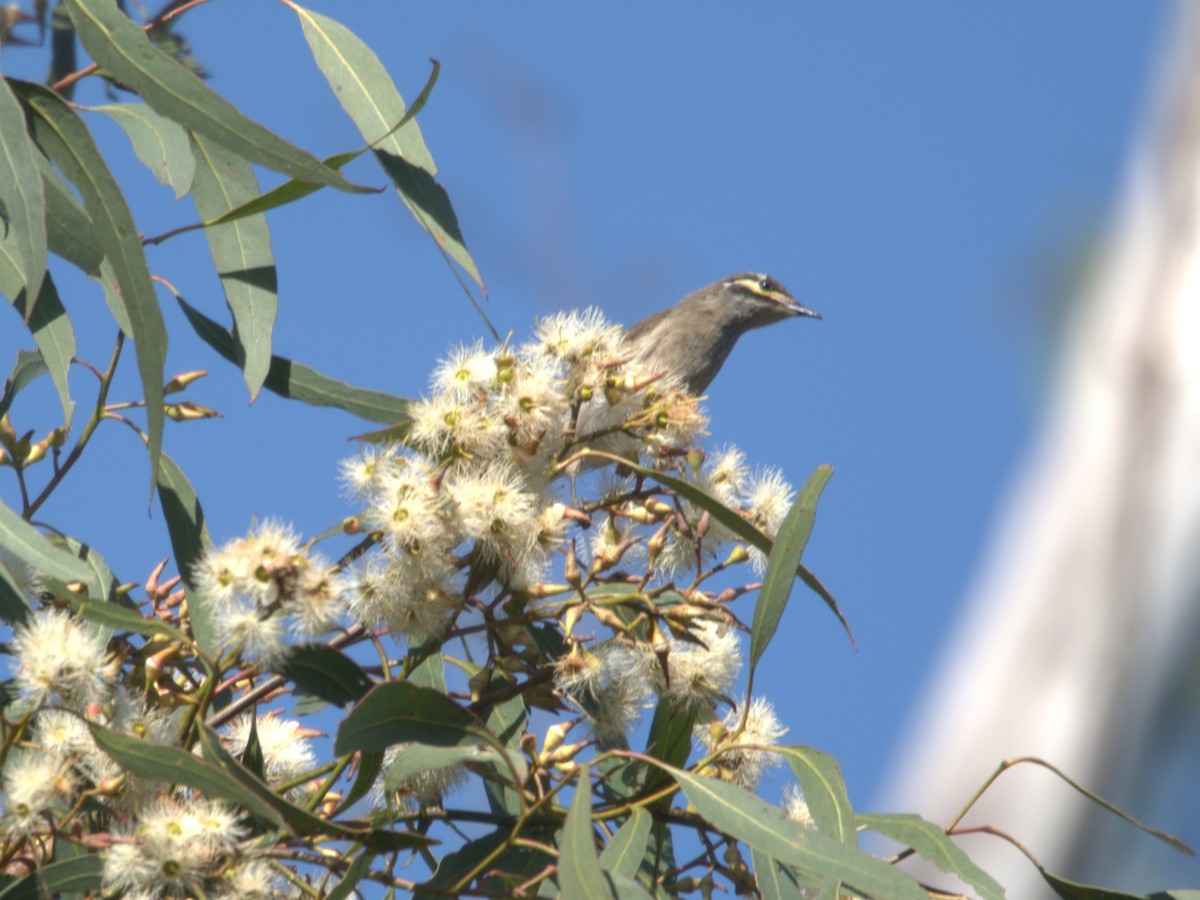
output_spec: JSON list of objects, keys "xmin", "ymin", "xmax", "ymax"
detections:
[{"xmin": 707, "ymin": 273, "xmax": 821, "ymax": 330}]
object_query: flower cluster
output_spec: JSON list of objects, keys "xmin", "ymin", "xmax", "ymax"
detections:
[{"xmin": 193, "ymin": 520, "xmax": 346, "ymax": 665}]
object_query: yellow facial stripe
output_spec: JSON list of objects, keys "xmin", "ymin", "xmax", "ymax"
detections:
[{"xmin": 730, "ymin": 276, "xmax": 788, "ymax": 302}]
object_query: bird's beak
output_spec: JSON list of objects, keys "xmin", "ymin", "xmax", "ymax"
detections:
[{"xmin": 783, "ymin": 298, "xmax": 821, "ymax": 320}]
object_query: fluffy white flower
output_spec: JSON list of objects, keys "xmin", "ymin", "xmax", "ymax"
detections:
[{"xmin": 13, "ymin": 608, "xmax": 113, "ymax": 710}]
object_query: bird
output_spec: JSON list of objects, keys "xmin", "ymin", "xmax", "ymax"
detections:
[{"xmin": 620, "ymin": 272, "xmax": 820, "ymax": 395}]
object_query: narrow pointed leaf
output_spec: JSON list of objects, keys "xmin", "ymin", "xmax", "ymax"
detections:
[
  {"xmin": 64, "ymin": 593, "xmax": 187, "ymax": 643},
  {"xmin": 752, "ymin": 847, "xmax": 810, "ymax": 900},
  {"xmin": 0, "ymin": 76, "xmax": 47, "ymax": 313},
  {"xmin": 89, "ymin": 723, "xmax": 288, "ymax": 828},
  {"xmin": 156, "ymin": 450, "xmax": 219, "ymax": 656},
  {"xmin": 0, "ymin": 557, "xmax": 31, "ymax": 624},
  {"xmin": 176, "ymin": 293, "xmax": 411, "ymax": 425},
  {"xmin": 750, "ymin": 465, "xmax": 833, "ymax": 673},
  {"xmin": 64, "ymin": 0, "xmax": 366, "ymax": 193},
  {"xmin": 591, "ymin": 453, "xmax": 850, "ymax": 642},
  {"xmin": 188, "ymin": 132, "xmax": 277, "ymax": 399},
  {"xmin": 277, "ymin": 643, "xmax": 373, "ymax": 707},
  {"xmin": 0, "ymin": 500, "xmax": 100, "ymax": 597},
  {"xmin": 857, "ymin": 813, "xmax": 1004, "ymax": 900},
  {"xmin": 381, "ymin": 742, "xmax": 506, "ymax": 794},
  {"xmin": 335, "ymin": 680, "xmax": 490, "ymax": 756},
  {"xmin": 0, "ymin": 854, "xmax": 103, "ymax": 899},
  {"xmin": 560, "ymin": 765, "xmax": 616, "ymax": 899},
  {"xmin": 0, "ymin": 349, "xmax": 47, "ymax": 417},
  {"xmin": 289, "ymin": 4, "xmax": 484, "ymax": 293},
  {"xmin": 327, "ymin": 851, "xmax": 373, "ymax": 900},
  {"xmin": 15, "ymin": 80, "xmax": 165, "ymax": 500},
  {"xmin": 193, "ymin": 724, "xmax": 378, "ymax": 840},
  {"xmin": 37, "ymin": 150, "xmax": 103, "ymax": 275},
  {"xmin": 780, "ymin": 747, "xmax": 854, "ymax": 844},
  {"xmin": 10, "ymin": 271, "xmax": 76, "ymax": 425},
  {"xmin": 653, "ymin": 762, "xmax": 927, "ymax": 899},
  {"xmin": 96, "ymin": 101, "xmax": 195, "ymax": 198},
  {"xmin": 599, "ymin": 808, "xmax": 652, "ymax": 878}
]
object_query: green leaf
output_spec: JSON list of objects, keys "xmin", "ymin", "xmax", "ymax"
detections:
[
  {"xmin": 0, "ymin": 854, "xmax": 103, "ymax": 900},
  {"xmin": 599, "ymin": 808, "xmax": 652, "ymax": 879},
  {"xmin": 641, "ymin": 696, "xmax": 698, "ymax": 798},
  {"xmin": 36, "ymin": 148, "xmax": 104, "ymax": 276},
  {"xmin": 751, "ymin": 847, "xmax": 810, "ymax": 900},
  {"xmin": 597, "ymin": 455, "xmax": 851, "ymax": 643},
  {"xmin": 381, "ymin": 742, "xmax": 505, "ymax": 795},
  {"xmin": 1038, "ymin": 868, "xmax": 1146, "ymax": 900},
  {"xmin": 655, "ymin": 762, "xmax": 927, "ymax": 899},
  {"xmin": 64, "ymin": 0, "xmax": 366, "ymax": 193},
  {"xmin": 408, "ymin": 647, "xmax": 447, "ymax": 691},
  {"xmin": 193, "ymin": 724, "xmax": 375, "ymax": 840},
  {"xmin": 749, "ymin": 465, "xmax": 833, "ymax": 674},
  {"xmin": 780, "ymin": 746, "xmax": 854, "ymax": 844},
  {"xmin": 156, "ymin": 450, "xmax": 219, "ymax": 656},
  {"xmin": 0, "ymin": 76, "xmax": 47, "ymax": 317},
  {"xmin": 95, "ymin": 102, "xmax": 195, "ymax": 198},
  {"xmin": 176, "ymin": 294, "xmax": 412, "ymax": 425},
  {"xmin": 277, "ymin": 643, "xmax": 373, "ymax": 707},
  {"xmin": 559, "ymin": 765, "xmax": 616, "ymax": 900},
  {"xmin": 289, "ymin": 5, "xmax": 484, "ymax": 294},
  {"xmin": 858, "ymin": 813, "xmax": 1004, "ymax": 900},
  {"xmin": 188, "ymin": 132, "xmax": 277, "ymax": 399},
  {"xmin": 89, "ymin": 723, "xmax": 288, "ymax": 828},
  {"xmin": 6, "ymin": 270, "xmax": 76, "ymax": 426},
  {"xmin": 327, "ymin": 849, "xmax": 373, "ymax": 900},
  {"xmin": 15, "ymin": 80, "xmax": 166, "ymax": 501},
  {"xmin": 0, "ymin": 557, "xmax": 31, "ymax": 624},
  {"xmin": 335, "ymin": 750, "xmax": 382, "ymax": 815},
  {"xmin": 335, "ymin": 680, "xmax": 491, "ymax": 756},
  {"xmin": 64, "ymin": 593, "xmax": 187, "ymax": 643},
  {"xmin": 0, "ymin": 500, "xmax": 101, "ymax": 598},
  {"xmin": 0, "ymin": 349, "xmax": 48, "ymax": 418},
  {"xmin": 145, "ymin": 53, "xmax": 440, "ymax": 243}
]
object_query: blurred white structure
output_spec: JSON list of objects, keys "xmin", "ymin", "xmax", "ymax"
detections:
[{"xmin": 883, "ymin": 5, "xmax": 1200, "ymax": 895}]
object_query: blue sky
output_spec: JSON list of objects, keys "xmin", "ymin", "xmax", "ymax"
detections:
[{"xmin": 0, "ymin": 0, "xmax": 1169, "ymax": 857}]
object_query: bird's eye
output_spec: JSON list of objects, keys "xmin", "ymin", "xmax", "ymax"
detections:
[{"xmin": 758, "ymin": 278, "xmax": 772, "ymax": 292}]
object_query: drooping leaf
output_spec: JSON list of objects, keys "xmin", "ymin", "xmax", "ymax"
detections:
[
  {"xmin": 89, "ymin": 723, "xmax": 287, "ymax": 829},
  {"xmin": 64, "ymin": 0, "xmax": 366, "ymax": 193},
  {"xmin": 288, "ymin": 4, "xmax": 484, "ymax": 295},
  {"xmin": 6, "ymin": 269, "xmax": 76, "ymax": 425},
  {"xmin": 193, "ymin": 724, "xmax": 378, "ymax": 840},
  {"xmin": 857, "ymin": 813, "xmax": 1004, "ymax": 900},
  {"xmin": 0, "ymin": 557, "xmax": 31, "ymax": 624},
  {"xmin": 334, "ymin": 680, "xmax": 492, "ymax": 756},
  {"xmin": 188, "ymin": 132, "xmax": 277, "ymax": 399},
  {"xmin": 0, "ymin": 499, "xmax": 101, "ymax": 599},
  {"xmin": 0, "ymin": 76, "xmax": 47, "ymax": 315},
  {"xmin": 559, "ymin": 765, "xmax": 617, "ymax": 899},
  {"xmin": 35, "ymin": 150, "xmax": 103, "ymax": 276},
  {"xmin": 599, "ymin": 808, "xmax": 652, "ymax": 879},
  {"xmin": 0, "ymin": 854, "xmax": 103, "ymax": 900},
  {"xmin": 156, "ymin": 451, "xmax": 219, "ymax": 656},
  {"xmin": 63, "ymin": 592, "xmax": 187, "ymax": 644},
  {"xmin": 749, "ymin": 465, "xmax": 833, "ymax": 675},
  {"xmin": 0, "ymin": 349, "xmax": 48, "ymax": 418},
  {"xmin": 176, "ymin": 293, "xmax": 411, "ymax": 425},
  {"xmin": 15, "ymin": 80, "xmax": 166, "ymax": 501},
  {"xmin": 381, "ymin": 742, "xmax": 506, "ymax": 795},
  {"xmin": 277, "ymin": 643, "xmax": 373, "ymax": 707},
  {"xmin": 752, "ymin": 847, "xmax": 812, "ymax": 900},
  {"xmin": 592, "ymin": 454, "xmax": 850, "ymax": 643},
  {"xmin": 781, "ymin": 747, "xmax": 855, "ymax": 845},
  {"xmin": 652, "ymin": 761, "xmax": 927, "ymax": 899},
  {"xmin": 96, "ymin": 102, "xmax": 195, "ymax": 198}
]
